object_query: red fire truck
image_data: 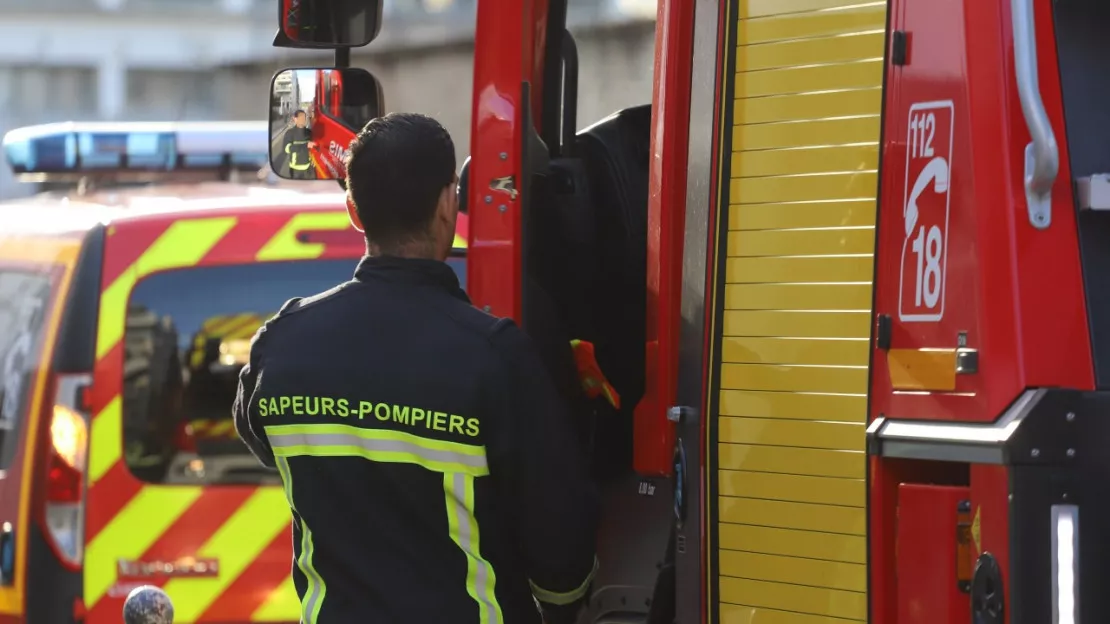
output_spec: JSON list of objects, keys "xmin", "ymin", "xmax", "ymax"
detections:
[
  {"xmin": 307, "ymin": 69, "xmax": 357, "ymax": 179},
  {"xmin": 267, "ymin": 0, "xmax": 1110, "ymax": 622}
]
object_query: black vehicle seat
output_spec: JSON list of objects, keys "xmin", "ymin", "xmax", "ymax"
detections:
[{"xmin": 574, "ymin": 104, "xmax": 652, "ymax": 430}]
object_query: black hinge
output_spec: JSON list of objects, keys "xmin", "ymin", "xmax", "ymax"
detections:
[
  {"xmin": 891, "ymin": 30, "xmax": 908, "ymax": 66},
  {"xmin": 876, "ymin": 314, "xmax": 892, "ymax": 350}
]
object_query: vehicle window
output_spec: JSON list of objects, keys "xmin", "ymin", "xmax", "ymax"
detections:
[
  {"xmin": 0, "ymin": 270, "xmax": 55, "ymax": 469},
  {"xmin": 123, "ymin": 256, "xmax": 467, "ymax": 486}
]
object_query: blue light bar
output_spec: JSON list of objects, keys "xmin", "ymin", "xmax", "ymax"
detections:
[{"xmin": 2, "ymin": 121, "xmax": 269, "ymax": 176}]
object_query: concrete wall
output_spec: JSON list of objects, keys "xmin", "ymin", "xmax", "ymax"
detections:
[
  {"xmin": 0, "ymin": 17, "xmax": 655, "ymax": 199},
  {"xmin": 225, "ymin": 19, "xmax": 656, "ymax": 167}
]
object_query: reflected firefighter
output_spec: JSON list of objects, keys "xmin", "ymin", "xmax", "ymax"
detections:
[{"xmin": 284, "ymin": 110, "xmax": 317, "ymax": 179}]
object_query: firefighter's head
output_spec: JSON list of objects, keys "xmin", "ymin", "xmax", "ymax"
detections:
[
  {"xmin": 294, "ymin": 110, "xmax": 307, "ymax": 128},
  {"xmin": 345, "ymin": 112, "xmax": 458, "ymax": 261}
]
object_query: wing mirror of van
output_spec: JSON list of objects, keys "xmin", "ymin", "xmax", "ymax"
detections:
[
  {"xmin": 275, "ymin": 0, "xmax": 382, "ymax": 48},
  {"xmin": 268, "ymin": 67, "xmax": 384, "ymax": 182}
]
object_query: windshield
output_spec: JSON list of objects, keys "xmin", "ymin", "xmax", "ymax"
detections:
[{"xmin": 122, "ymin": 256, "xmax": 466, "ymax": 486}]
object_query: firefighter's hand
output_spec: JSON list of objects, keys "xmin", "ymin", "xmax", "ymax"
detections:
[{"xmin": 307, "ymin": 141, "xmax": 317, "ymax": 149}]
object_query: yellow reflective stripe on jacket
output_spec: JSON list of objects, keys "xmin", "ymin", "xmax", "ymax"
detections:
[
  {"xmin": 286, "ymin": 141, "xmax": 312, "ymax": 170},
  {"xmin": 270, "ymin": 423, "xmax": 501, "ymax": 621},
  {"xmin": 265, "ymin": 423, "xmax": 489, "ymax": 476},
  {"xmin": 529, "ymin": 556, "xmax": 599, "ymax": 606},
  {"xmin": 445, "ymin": 473, "xmax": 503, "ymax": 624},
  {"xmin": 276, "ymin": 456, "xmax": 327, "ymax": 623}
]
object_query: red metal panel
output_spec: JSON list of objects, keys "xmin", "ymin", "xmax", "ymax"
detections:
[
  {"xmin": 634, "ymin": 0, "xmax": 695, "ymax": 477},
  {"xmin": 896, "ymin": 484, "xmax": 971, "ymax": 623},
  {"xmin": 970, "ymin": 464, "xmax": 1013, "ymax": 621},
  {"xmin": 870, "ymin": 457, "xmax": 969, "ymax": 624},
  {"xmin": 1004, "ymin": 0, "xmax": 1093, "ymax": 390},
  {"xmin": 869, "ymin": 455, "xmax": 898, "ymax": 624},
  {"xmin": 870, "ymin": 0, "xmax": 1093, "ymax": 427},
  {"xmin": 466, "ymin": 0, "xmax": 550, "ymax": 321}
]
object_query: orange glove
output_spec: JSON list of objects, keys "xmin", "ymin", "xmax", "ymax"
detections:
[{"xmin": 569, "ymin": 339, "xmax": 620, "ymax": 410}]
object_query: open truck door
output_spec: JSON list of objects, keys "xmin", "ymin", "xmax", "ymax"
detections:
[{"xmin": 268, "ymin": 0, "xmax": 1110, "ymax": 623}]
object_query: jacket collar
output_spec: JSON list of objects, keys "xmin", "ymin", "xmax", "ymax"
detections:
[{"xmin": 353, "ymin": 255, "xmax": 469, "ymax": 303}]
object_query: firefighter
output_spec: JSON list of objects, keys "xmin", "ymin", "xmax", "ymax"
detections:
[
  {"xmin": 234, "ymin": 112, "xmax": 600, "ymax": 624},
  {"xmin": 283, "ymin": 110, "xmax": 316, "ymax": 179}
]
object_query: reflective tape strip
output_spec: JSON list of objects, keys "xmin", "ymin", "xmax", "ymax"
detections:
[
  {"xmin": 445, "ymin": 473, "xmax": 503, "ymax": 624},
  {"xmin": 265, "ymin": 423, "xmax": 489, "ymax": 476},
  {"xmin": 84, "ymin": 486, "xmax": 204, "ymax": 607},
  {"xmin": 256, "ymin": 212, "xmax": 351, "ymax": 261},
  {"xmin": 209, "ymin": 420, "xmax": 237, "ymax": 438},
  {"xmin": 529, "ymin": 557, "xmax": 599, "ymax": 606},
  {"xmin": 160, "ymin": 488, "xmax": 291, "ymax": 622},
  {"xmin": 87, "ymin": 394, "xmax": 122, "ymax": 486},
  {"xmin": 276, "ymin": 457, "xmax": 326, "ymax": 623},
  {"xmin": 95, "ymin": 217, "xmax": 237, "ymax": 359}
]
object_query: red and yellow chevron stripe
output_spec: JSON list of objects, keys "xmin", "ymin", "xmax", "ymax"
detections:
[
  {"xmin": 84, "ymin": 207, "xmax": 390, "ymax": 623},
  {"xmin": 187, "ymin": 419, "xmax": 240, "ymax": 442}
]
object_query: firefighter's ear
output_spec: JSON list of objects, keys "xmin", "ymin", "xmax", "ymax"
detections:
[
  {"xmin": 346, "ymin": 195, "xmax": 364, "ymax": 232},
  {"xmin": 435, "ymin": 182, "xmax": 459, "ymax": 231},
  {"xmin": 445, "ymin": 176, "xmax": 459, "ymax": 216}
]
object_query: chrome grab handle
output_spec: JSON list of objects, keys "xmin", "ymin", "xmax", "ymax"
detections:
[{"xmin": 1012, "ymin": 0, "xmax": 1059, "ymax": 229}]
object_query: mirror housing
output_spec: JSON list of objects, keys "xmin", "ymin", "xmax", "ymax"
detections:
[
  {"xmin": 268, "ymin": 67, "xmax": 384, "ymax": 182},
  {"xmin": 457, "ymin": 155, "xmax": 471, "ymax": 214},
  {"xmin": 276, "ymin": 0, "xmax": 382, "ymax": 48}
]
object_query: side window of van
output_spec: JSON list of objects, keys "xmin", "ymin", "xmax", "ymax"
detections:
[
  {"xmin": 0, "ymin": 270, "xmax": 53, "ymax": 469},
  {"xmin": 122, "ymin": 257, "xmax": 467, "ymax": 486}
]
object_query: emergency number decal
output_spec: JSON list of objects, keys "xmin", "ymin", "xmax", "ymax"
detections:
[{"xmin": 898, "ymin": 100, "xmax": 955, "ymax": 323}]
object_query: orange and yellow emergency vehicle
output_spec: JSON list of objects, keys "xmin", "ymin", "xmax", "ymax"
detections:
[
  {"xmin": 272, "ymin": 0, "xmax": 1110, "ymax": 622},
  {"xmin": 0, "ymin": 120, "xmax": 467, "ymax": 623}
]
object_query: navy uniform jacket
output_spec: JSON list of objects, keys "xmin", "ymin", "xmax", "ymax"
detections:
[{"xmin": 233, "ymin": 255, "xmax": 600, "ymax": 624}]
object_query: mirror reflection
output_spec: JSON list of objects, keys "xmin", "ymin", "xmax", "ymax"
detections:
[
  {"xmin": 279, "ymin": 0, "xmax": 382, "ymax": 47},
  {"xmin": 268, "ymin": 67, "xmax": 384, "ymax": 181}
]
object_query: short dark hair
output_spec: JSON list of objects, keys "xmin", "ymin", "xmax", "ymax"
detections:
[
  {"xmin": 294, "ymin": 110, "xmax": 306, "ymax": 118},
  {"xmin": 345, "ymin": 112, "xmax": 456, "ymax": 247}
]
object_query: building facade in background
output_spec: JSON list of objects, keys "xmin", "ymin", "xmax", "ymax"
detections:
[{"xmin": 0, "ymin": 0, "xmax": 655, "ymax": 198}]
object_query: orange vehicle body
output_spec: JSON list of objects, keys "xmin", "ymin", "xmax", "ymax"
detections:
[{"xmin": 0, "ymin": 181, "xmax": 468, "ymax": 623}]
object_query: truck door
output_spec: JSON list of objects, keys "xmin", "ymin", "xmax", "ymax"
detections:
[
  {"xmin": 0, "ymin": 237, "xmax": 80, "ymax": 622},
  {"xmin": 702, "ymin": 0, "xmax": 888, "ymax": 621}
]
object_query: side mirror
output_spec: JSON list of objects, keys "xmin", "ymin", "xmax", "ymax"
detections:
[
  {"xmin": 268, "ymin": 67, "xmax": 384, "ymax": 181},
  {"xmin": 277, "ymin": 0, "xmax": 382, "ymax": 48}
]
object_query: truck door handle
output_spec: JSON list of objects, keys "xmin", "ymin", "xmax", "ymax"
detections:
[{"xmin": 1012, "ymin": 0, "xmax": 1059, "ymax": 229}]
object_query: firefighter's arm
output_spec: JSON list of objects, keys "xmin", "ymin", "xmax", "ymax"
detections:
[
  {"xmin": 488, "ymin": 320, "xmax": 600, "ymax": 624},
  {"xmin": 232, "ymin": 325, "xmax": 275, "ymax": 468}
]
